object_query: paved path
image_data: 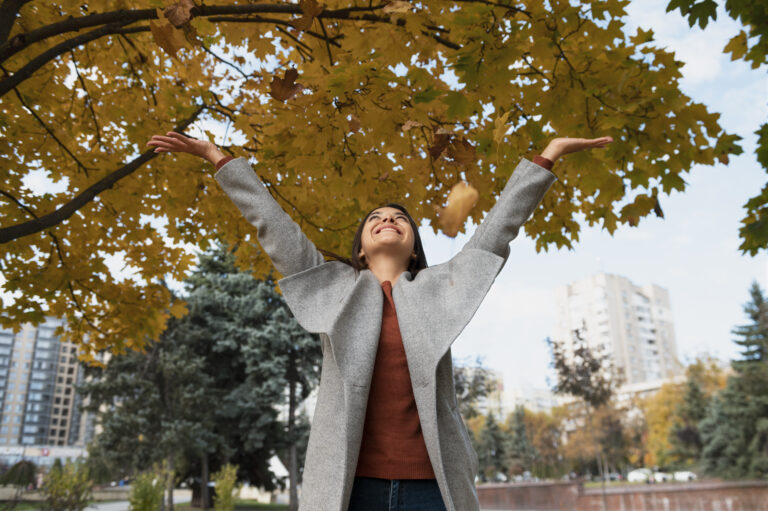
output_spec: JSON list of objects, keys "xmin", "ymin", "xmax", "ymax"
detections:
[{"xmin": 88, "ymin": 494, "xmax": 191, "ymax": 511}]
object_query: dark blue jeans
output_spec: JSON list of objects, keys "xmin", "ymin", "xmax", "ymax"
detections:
[{"xmin": 347, "ymin": 476, "xmax": 447, "ymax": 511}]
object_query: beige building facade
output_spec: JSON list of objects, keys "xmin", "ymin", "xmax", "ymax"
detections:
[{"xmin": 553, "ymin": 273, "xmax": 683, "ymax": 386}]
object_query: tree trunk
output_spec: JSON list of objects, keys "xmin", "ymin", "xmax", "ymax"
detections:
[
  {"xmin": 201, "ymin": 453, "xmax": 210, "ymax": 510},
  {"xmin": 167, "ymin": 454, "xmax": 175, "ymax": 511},
  {"xmin": 288, "ymin": 354, "xmax": 299, "ymax": 511},
  {"xmin": 583, "ymin": 403, "xmax": 607, "ymax": 511}
]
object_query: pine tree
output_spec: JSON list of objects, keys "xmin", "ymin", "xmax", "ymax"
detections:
[
  {"xmin": 478, "ymin": 412, "xmax": 508, "ymax": 482},
  {"xmin": 668, "ymin": 378, "xmax": 708, "ymax": 467},
  {"xmin": 505, "ymin": 405, "xmax": 538, "ymax": 476},
  {"xmin": 699, "ymin": 280, "xmax": 768, "ymax": 478}
]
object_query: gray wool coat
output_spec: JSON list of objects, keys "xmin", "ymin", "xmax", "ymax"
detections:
[{"xmin": 214, "ymin": 157, "xmax": 558, "ymax": 511}]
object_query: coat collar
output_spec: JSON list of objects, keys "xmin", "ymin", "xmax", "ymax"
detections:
[{"xmin": 277, "ymin": 248, "xmax": 505, "ymax": 389}]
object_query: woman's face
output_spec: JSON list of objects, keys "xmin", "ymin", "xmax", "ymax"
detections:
[{"xmin": 358, "ymin": 207, "xmax": 416, "ymax": 267}]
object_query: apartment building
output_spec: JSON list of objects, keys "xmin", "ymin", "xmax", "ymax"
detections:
[
  {"xmin": 0, "ymin": 317, "xmax": 93, "ymax": 447},
  {"xmin": 553, "ymin": 273, "xmax": 683, "ymax": 386}
]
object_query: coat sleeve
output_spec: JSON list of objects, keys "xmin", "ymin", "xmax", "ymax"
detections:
[
  {"xmin": 214, "ymin": 157, "xmax": 326, "ymax": 277},
  {"xmin": 461, "ymin": 157, "xmax": 558, "ymax": 262}
]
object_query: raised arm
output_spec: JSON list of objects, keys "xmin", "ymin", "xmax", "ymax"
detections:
[
  {"xmin": 213, "ymin": 157, "xmax": 325, "ymax": 276},
  {"xmin": 463, "ymin": 136, "xmax": 612, "ymax": 260},
  {"xmin": 146, "ymin": 132, "xmax": 325, "ymax": 277}
]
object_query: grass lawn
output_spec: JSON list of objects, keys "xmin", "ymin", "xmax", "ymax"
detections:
[
  {"xmin": 0, "ymin": 502, "xmax": 42, "ymax": 511},
  {"xmin": 175, "ymin": 501, "xmax": 288, "ymax": 511}
]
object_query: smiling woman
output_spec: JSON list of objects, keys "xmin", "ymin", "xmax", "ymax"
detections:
[
  {"xmin": 318, "ymin": 203, "xmax": 429, "ymax": 285},
  {"xmin": 145, "ymin": 130, "xmax": 611, "ymax": 511}
]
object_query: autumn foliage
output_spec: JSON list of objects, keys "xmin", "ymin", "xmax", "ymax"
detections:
[{"xmin": 0, "ymin": 0, "xmax": 740, "ymax": 358}]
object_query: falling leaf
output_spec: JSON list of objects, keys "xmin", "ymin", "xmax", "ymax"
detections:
[
  {"xmin": 348, "ymin": 114, "xmax": 361, "ymax": 132},
  {"xmin": 149, "ymin": 18, "xmax": 189, "ymax": 60},
  {"xmin": 378, "ymin": 172, "xmax": 389, "ymax": 181},
  {"xmin": 291, "ymin": 0, "xmax": 324, "ymax": 31},
  {"xmin": 447, "ymin": 138, "xmax": 476, "ymax": 166},
  {"xmin": 383, "ymin": 1, "xmax": 413, "ymax": 13},
  {"xmin": 269, "ymin": 68, "xmax": 304, "ymax": 102},
  {"xmin": 164, "ymin": 0, "xmax": 196, "ymax": 28},
  {"xmin": 439, "ymin": 181, "xmax": 479, "ymax": 237},
  {"xmin": 402, "ymin": 120, "xmax": 422, "ymax": 132}
]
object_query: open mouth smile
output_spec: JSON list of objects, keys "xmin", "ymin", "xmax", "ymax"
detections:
[{"xmin": 375, "ymin": 225, "xmax": 402, "ymax": 235}]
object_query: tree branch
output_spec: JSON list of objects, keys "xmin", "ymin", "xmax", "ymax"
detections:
[
  {"xmin": 0, "ymin": 3, "xmax": 458, "ymax": 96},
  {"xmin": 0, "ymin": 0, "xmax": 33, "ymax": 45},
  {"xmin": 0, "ymin": 105, "xmax": 205, "ymax": 244}
]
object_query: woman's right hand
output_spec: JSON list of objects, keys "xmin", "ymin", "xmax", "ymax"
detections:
[{"xmin": 146, "ymin": 131, "xmax": 225, "ymax": 165}]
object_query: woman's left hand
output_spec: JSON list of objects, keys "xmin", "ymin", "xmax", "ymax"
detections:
[{"xmin": 541, "ymin": 136, "xmax": 613, "ymax": 162}]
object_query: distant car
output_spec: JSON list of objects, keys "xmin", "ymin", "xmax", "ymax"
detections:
[
  {"xmin": 653, "ymin": 471, "xmax": 673, "ymax": 482},
  {"xmin": 606, "ymin": 472, "xmax": 622, "ymax": 481},
  {"xmin": 627, "ymin": 468, "xmax": 652, "ymax": 483},
  {"xmin": 673, "ymin": 471, "xmax": 697, "ymax": 481}
]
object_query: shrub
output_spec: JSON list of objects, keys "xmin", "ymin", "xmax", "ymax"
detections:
[
  {"xmin": 212, "ymin": 463, "xmax": 240, "ymax": 511},
  {"xmin": 40, "ymin": 459, "xmax": 93, "ymax": 511},
  {"xmin": 128, "ymin": 467, "xmax": 164, "ymax": 511}
]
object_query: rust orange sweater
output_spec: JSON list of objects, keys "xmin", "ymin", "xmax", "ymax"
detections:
[{"xmin": 354, "ymin": 280, "xmax": 435, "ymax": 479}]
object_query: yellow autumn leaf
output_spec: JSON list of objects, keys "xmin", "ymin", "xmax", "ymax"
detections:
[
  {"xmin": 149, "ymin": 17, "xmax": 189, "ymax": 59},
  {"xmin": 439, "ymin": 181, "xmax": 479, "ymax": 237}
]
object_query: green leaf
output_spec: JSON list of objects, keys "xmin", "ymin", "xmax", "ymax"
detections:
[
  {"xmin": 443, "ymin": 91, "xmax": 473, "ymax": 119},
  {"xmin": 413, "ymin": 86, "xmax": 442, "ymax": 104}
]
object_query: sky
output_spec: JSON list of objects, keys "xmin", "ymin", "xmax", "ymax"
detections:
[{"xmin": 5, "ymin": 0, "xmax": 767, "ymax": 392}]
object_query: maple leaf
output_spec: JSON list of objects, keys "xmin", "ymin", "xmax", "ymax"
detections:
[
  {"xmin": 438, "ymin": 181, "xmax": 479, "ymax": 237},
  {"xmin": 428, "ymin": 132, "xmax": 452, "ymax": 159},
  {"xmin": 383, "ymin": 1, "xmax": 413, "ymax": 14},
  {"xmin": 447, "ymin": 138, "xmax": 476, "ymax": 167},
  {"xmin": 269, "ymin": 68, "xmax": 304, "ymax": 102},
  {"xmin": 164, "ymin": 0, "xmax": 196, "ymax": 28},
  {"xmin": 291, "ymin": 0, "xmax": 324, "ymax": 31},
  {"xmin": 149, "ymin": 17, "xmax": 189, "ymax": 59},
  {"xmin": 348, "ymin": 114, "xmax": 361, "ymax": 132}
]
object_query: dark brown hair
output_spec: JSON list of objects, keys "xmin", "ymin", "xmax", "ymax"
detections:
[{"xmin": 319, "ymin": 203, "xmax": 428, "ymax": 276}]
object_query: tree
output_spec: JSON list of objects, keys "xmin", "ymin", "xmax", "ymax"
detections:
[
  {"xmin": 81, "ymin": 241, "xmax": 321, "ymax": 509},
  {"xmin": 452, "ymin": 356, "xmax": 499, "ymax": 419},
  {"xmin": 504, "ymin": 405, "xmax": 538, "ymax": 476},
  {"xmin": 641, "ymin": 381, "xmax": 684, "ymax": 468},
  {"xmin": 0, "ymin": 0, "xmax": 741, "ymax": 360},
  {"xmin": 667, "ymin": 377, "xmax": 709, "ymax": 467},
  {"xmin": 699, "ymin": 280, "xmax": 768, "ymax": 478},
  {"xmin": 521, "ymin": 406, "xmax": 567, "ymax": 479},
  {"xmin": 665, "ymin": 0, "xmax": 767, "ymax": 255},
  {"xmin": 548, "ymin": 334, "xmax": 617, "ymax": 508},
  {"xmin": 477, "ymin": 411, "xmax": 508, "ymax": 482}
]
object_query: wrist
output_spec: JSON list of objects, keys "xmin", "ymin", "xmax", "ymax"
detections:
[
  {"xmin": 204, "ymin": 146, "xmax": 226, "ymax": 165},
  {"xmin": 541, "ymin": 143, "xmax": 561, "ymax": 162}
]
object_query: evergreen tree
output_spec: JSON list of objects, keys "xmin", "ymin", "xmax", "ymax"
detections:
[
  {"xmin": 81, "ymin": 241, "xmax": 321, "ymax": 509},
  {"xmin": 699, "ymin": 280, "xmax": 768, "ymax": 478},
  {"xmin": 477, "ymin": 412, "xmax": 507, "ymax": 482},
  {"xmin": 505, "ymin": 405, "xmax": 537, "ymax": 476},
  {"xmin": 668, "ymin": 377, "xmax": 708, "ymax": 467}
]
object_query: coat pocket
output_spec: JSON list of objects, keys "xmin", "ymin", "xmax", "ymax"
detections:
[{"xmin": 451, "ymin": 405, "xmax": 479, "ymax": 475}]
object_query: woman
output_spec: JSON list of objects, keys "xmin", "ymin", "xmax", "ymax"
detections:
[{"xmin": 147, "ymin": 131, "xmax": 612, "ymax": 511}]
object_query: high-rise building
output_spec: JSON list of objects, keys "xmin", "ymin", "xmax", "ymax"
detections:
[
  {"xmin": 0, "ymin": 317, "xmax": 94, "ymax": 447},
  {"xmin": 553, "ymin": 273, "xmax": 683, "ymax": 386}
]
